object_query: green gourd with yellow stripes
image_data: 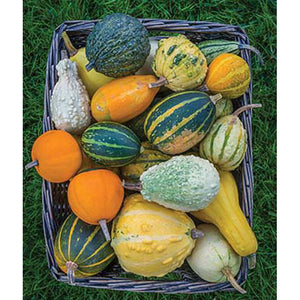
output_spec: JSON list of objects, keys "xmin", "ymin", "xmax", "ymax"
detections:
[
  {"xmin": 144, "ymin": 91, "xmax": 221, "ymax": 155},
  {"xmin": 54, "ymin": 213, "xmax": 115, "ymax": 284},
  {"xmin": 199, "ymin": 104, "xmax": 262, "ymax": 171}
]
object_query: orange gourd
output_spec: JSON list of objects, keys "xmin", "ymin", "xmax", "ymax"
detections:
[
  {"xmin": 205, "ymin": 53, "xmax": 251, "ymax": 99},
  {"xmin": 91, "ymin": 75, "xmax": 159, "ymax": 123},
  {"xmin": 68, "ymin": 169, "xmax": 124, "ymax": 240},
  {"xmin": 25, "ymin": 130, "xmax": 82, "ymax": 183}
]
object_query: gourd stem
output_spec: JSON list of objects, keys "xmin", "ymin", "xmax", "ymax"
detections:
[
  {"xmin": 198, "ymin": 84, "xmax": 209, "ymax": 92},
  {"xmin": 149, "ymin": 76, "xmax": 168, "ymax": 88},
  {"xmin": 232, "ymin": 103, "xmax": 262, "ymax": 117},
  {"xmin": 140, "ymin": 146, "xmax": 144, "ymax": 154},
  {"xmin": 122, "ymin": 180, "xmax": 143, "ymax": 191},
  {"xmin": 222, "ymin": 267, "xmax": 246, "ymax": 294},
  {"xmin": 210, "ymin": 93, "xmax": 222, "ymax": 105},
  {"xmin": 191, "ymin": 228, "xmax": 204, "ymax": 239},
  {"xmin": 239, "ymin": 44, "xmax": 264, "ymax": 66},
  {"xmin": 25, "ymin": 160, "xmax": 39, "ymax": 170},
  {"xmin": 247, "ymin": 253, "xmax": 256, "ymax": 270},
  {"xmin": 99, "ymin": 219, "xmax": 110, "ymax": 241},
  {"xmin": 66, "ymin": 261, "xmax": 78, "ymax": 285},
  {"xmin": 86, "ymin": 61, "xmax": 95, "ymax": 72},
  {"xmin": 61, "ymin": 32, "xmax": 78, "ymax": 57}
]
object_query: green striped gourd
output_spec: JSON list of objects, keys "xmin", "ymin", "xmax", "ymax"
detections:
[
  {"xmin": 144, "ymin": 91, "xmax": 221, "ymax": 155},
  {"xmin": 121, "ymin": 141, "xmax": 171, "ymax": 181},
  {"xmin": 54, "ymin": 213, "xmax": 115, "ymax": 284},
  {"xmin": 199, "ymin": 104, "xmax": 262, "ymax": 171},
  {"xmin": 81, "ymin": 122, "xmax": 142, "ymax": 167},
  {"xmin": 215, "ymin": 98, "xmax": 233, "ymax": 119},
  {"xmin": 197, "ymin": 39, "xmax": 264, "ymax": 65}
]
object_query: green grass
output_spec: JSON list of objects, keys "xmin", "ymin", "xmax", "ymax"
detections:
[{"xmin": 23, "ymin": 0, "xmax": 276, "ymax": 299}]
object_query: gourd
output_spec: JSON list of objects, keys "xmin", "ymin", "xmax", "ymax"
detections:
[
  {"xmin": 54, "ymin": 213, "xmax": 115, "ymax": 284},
  {"xmin": 215, "ymin": 98, "xmax": 233, "ymax": 119},
  {"xmin": 187, "ymin": 224, "xmax": 246, "ymax": 294},
  {"xmin": 81, "ymin": 122, "xmax": 143, "ymax": 167},
  {"xmin": 144, "ymin": 91, "xmax": 221, "ymax": 154},
  {"xmin": 197, "ymin": 39, "xmax": 263, "ymax": 65},
  {"xmin": 111, "ymin": 193, "xmax": 204, "ymax": 277},
  {"xmin": 123, "ymin": 155, "xmax": 220, "ymax": 212},
  {"xmin": 85, "ymin": 13, "xmax": 150, "ymax": 77},
  {"xmin": 50, "ymin": 59, "xmax": 91, "ymax": 134},
  {"xmin": 61, "ymin": 31, "xmax": 113, "ymax": 97},
  {"xmin": 203, "ymin": 53, "xmax": 251, "ymax": 99},
  {"xmin": 191, "ymin": 170, "xmax": 258, "ymax": 257},
  {"xmin": 120, "ymin": 141, "xmax": 171, "ymax": 181},
  {"xmin": 25, "ymin": 130, "xmax": 82, "ymax": 183},
  {"xmin": 199, "ymin": 104, "xmax": 261, "ymax": 171},
  {"xmin": 149, "ymin": 34, "xmax": 207, "ymax": 91},
  {"xmin": 68, "ymin": 169, "xmax": 124, "ymax": 241},
  {"xmin": 91, "ymin": 75, "xmax": 159, "ymax": 123}
]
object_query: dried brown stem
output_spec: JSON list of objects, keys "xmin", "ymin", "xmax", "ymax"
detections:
[
  {"xmin": 191, "ymin": 228, "xmax": 204, "ymax": 239},
  {"xmin": 99, "ymin": 219, "xmax": 110, "ymax": 241},
  {"xmin": 25, "ymin": 160, "xmax": 39, "ymax": 170},
  {"xmin": 222, "ymin": 267, "xmax": 246, "ymax": 294},
  {"xmin": 66, "ymin": 261, "xmax": 78, "ymax": 285},
  {"xmin": 232, "ymin": 103, "xmax": 262, "ymax": 117},
  {"xmin": 149, "ymin": 76, "xmax": 168, "ymax": 88},
  {"xmin": 122, "ymin": 180, "xmax": 143, "ymax": 191}
]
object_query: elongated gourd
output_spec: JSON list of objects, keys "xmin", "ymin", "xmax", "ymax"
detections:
[{"xmin": 191, "ymin": 170, "xmax": 258, "ymax": 257}]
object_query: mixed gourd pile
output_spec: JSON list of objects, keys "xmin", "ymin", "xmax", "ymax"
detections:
[{"xmin": 26, "ymin": 13, "xmax": 263, "ymax": 294}]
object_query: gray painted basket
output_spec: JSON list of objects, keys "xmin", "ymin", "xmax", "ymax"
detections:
[{"xmin": 42, "ymin": 18, "xmax": 255, "ymax": 294}]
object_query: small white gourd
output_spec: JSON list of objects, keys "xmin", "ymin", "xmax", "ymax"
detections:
[
  {"xmin": 187, "ymin": 224, "xmax": 246, "ymax": 294},
  {"xmin": 50, "ymin": 59, "xmax": 91, "ymax": 134}
]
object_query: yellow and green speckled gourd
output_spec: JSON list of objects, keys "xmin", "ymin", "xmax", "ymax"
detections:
[
  {"xmin": 111, "ymin": 193, "xmax": 203, "ymax": 277},
  {"xmin": 149, "ymin": 35, "xmax": 207, "ymax": 92}
]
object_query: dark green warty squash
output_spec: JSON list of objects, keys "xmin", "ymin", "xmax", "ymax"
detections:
[{"xmin": 85, "ymin": 13, "xmax": 150, "ymax": 78}]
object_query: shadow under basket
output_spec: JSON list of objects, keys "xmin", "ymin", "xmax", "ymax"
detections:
[{"xmin": 42, "ymin": 18, "xmax": 256, "ymax": 294}]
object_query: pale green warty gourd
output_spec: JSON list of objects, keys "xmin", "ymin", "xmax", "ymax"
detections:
[{"xmin": 50, "ymin": 59, "xmax": 91, "ymax": 135}]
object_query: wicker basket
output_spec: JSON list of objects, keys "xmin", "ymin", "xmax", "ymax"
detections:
[{"xmin": 42, "ymin": 18, "xmax": 255, "ymax": 294}]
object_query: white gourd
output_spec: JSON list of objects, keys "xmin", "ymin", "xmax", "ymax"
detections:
[{"xmin": 50, "ymin": 59, "xmax": 91, "ymax": 134}]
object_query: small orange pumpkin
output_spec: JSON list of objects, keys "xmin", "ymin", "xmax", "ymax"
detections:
[
  {"xmin": 25, "ymin": 130, "xmax": 82, "ymax": 183},
  {"xmin": 68, "ymin": 169, "xmax": 124, "ymax": 240},
  {"xmin": 205, "ymin": 53, "xmax": 251, "ymax": 99},
  {"xmin": 91, "ymin": 75, "xmax": 159, "ymax": 123}
]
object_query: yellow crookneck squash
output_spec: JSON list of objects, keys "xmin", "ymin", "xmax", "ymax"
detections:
[{"xmin": 191, "ymin": 170, "xmax": 257, "ymax": 257}]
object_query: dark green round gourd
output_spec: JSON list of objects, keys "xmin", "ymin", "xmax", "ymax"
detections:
[
  {"xmin": 85, "ymin": 13, "xmax": 150, "ymax": 77},
  {"xmin": 54, "ymin": 213, "xmax": 115, "ymax": 284}
]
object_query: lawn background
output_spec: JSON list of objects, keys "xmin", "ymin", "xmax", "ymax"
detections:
[{"xmin": 23, "ymin": 0, "xmax": 276, "ymax": 299}]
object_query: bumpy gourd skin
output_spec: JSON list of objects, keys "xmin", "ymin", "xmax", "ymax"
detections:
[
  {"xmin": 86, "ymin": 13, "xmax": 150, "ymax": 77},
  {"xmin": 140, "ymin": 155, "xmax": 220, "ymax": 211},
  {"xmin": 111, "ymin": 194, "xmax": 196, "ymax": 277}
]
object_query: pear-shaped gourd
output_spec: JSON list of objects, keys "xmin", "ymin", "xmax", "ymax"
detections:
[
  {"xmin": 199, "ymin": 104, "xmax": 262, "ymax": 171},
  {"xmin": 50, "ymin": 59, "xmax": 91, "ymax": 134}
]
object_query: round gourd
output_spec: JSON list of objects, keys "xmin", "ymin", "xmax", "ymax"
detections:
[
  {"xmin": 204, "ymin": 53, "xmax": 251, "ymax": 99},
  {"xmin": 149, "ymin": 34, "xmax": 207, "ymax": 92},
  {"xmin": 91, "ymin": 75, "xmax": 159, "ymax": 123},
  {"xmin": 25, "ymin": 130, "xmax": 82, "ymax": 183},
  {"xmin": 68, "ymin": 169, "xmax": 124, "ymax": 240},
  {"xmin": 199, "ymin": 104, "xmax": 261, "ymax": 171},
  {"xmin": 215, "ymin": 98, "xmax": 233, "ymax": 119},
  {"xmin": 111, "ymin": 193, "xmax": 203, "ymax": 277},
  {"xmin": 187, "ymin": 224, "xmax": 246, "ymax": 294},
  {"xmin": 54, "ymin": 213, "xmax": 115, "ymax": 284},
  {"xmin": 85, "ymin": 13, "xmax": 150, "ymax": 77},
  {"xmin": 81, "ymin": 122, "xmax": 142, "ymax": 167},
  {"xmin": 123, "ymin": 155, "xmax": 220, "ymax": 212},
  {"xmin": 144, "ymin": 91, "xmax": 221, "ymax": 155}
]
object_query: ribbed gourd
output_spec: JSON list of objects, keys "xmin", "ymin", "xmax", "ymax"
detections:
[
  {"xmin": 54, "ymin": 213, "xmax": 115, "ymax": 284},
  {"xmin": 111, "ymin": 193, "xmax": 203, "ymax": 277},
  {"xmin": 123, "ymin": 155, "xmax": 220, "ymax": 212},
  {"xmin": 85, "ymin": 13, "xmax": 150, "ymax": 77},
  {"xmin": 144, "ymin": 91, "xmax": 221, "ymax": 155},
  {"xmin": 61, "ymin": 31, "xmax": 113, "ymax": 97},
  {"xmin": 215, "ymin": 98, "xmax": 233, "ymax": 119},
  {"xmin": 199, "ymin": 104, "xmax": 261, "ymax": 171},
  {"xmin": 81, "ymin": 122, "xmax": 142, "ymax": 167},
  {"xmin": 50, "ymin": 59, "xmax": 91, "ymax": 134},
  {"xmin": 90, "ymin": 75, "xmax": 159, "ymax": 123},
  {"xmin": 149, "ymin": 35, "xmax": 207, "ymax": 91}
]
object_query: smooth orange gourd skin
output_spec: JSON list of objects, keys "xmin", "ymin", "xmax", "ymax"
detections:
[
  {"xmin": 68, "ymin": 169, "xmax": 124, "ymax": 225},
  {"xmin": 205, "ymin": 53, "xmax": 251, "ymax": 99},
  {"xmin": 91, "ymin": 75, "xmax": 159, "ymax": 123},
  {"xmin": 31, "ymin": 130, "xmax": 82, "ymax": 183},
  {"xmin": 191, "ymin": 171, "xmax": 257, "ymax": 257}
]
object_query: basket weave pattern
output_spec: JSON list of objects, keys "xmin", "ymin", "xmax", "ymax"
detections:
[{"xmin": 42, "ymin": 19, "xmax": 254, "ymax": 294}]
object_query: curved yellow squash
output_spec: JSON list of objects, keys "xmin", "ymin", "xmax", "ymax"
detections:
[
  {"xmin": 191, "ymin": 171, "xmax": 257, "ymax": 257},
  {"xmin": 111, "ymin": 193, "xmax": 196, "ymax": 277}
]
